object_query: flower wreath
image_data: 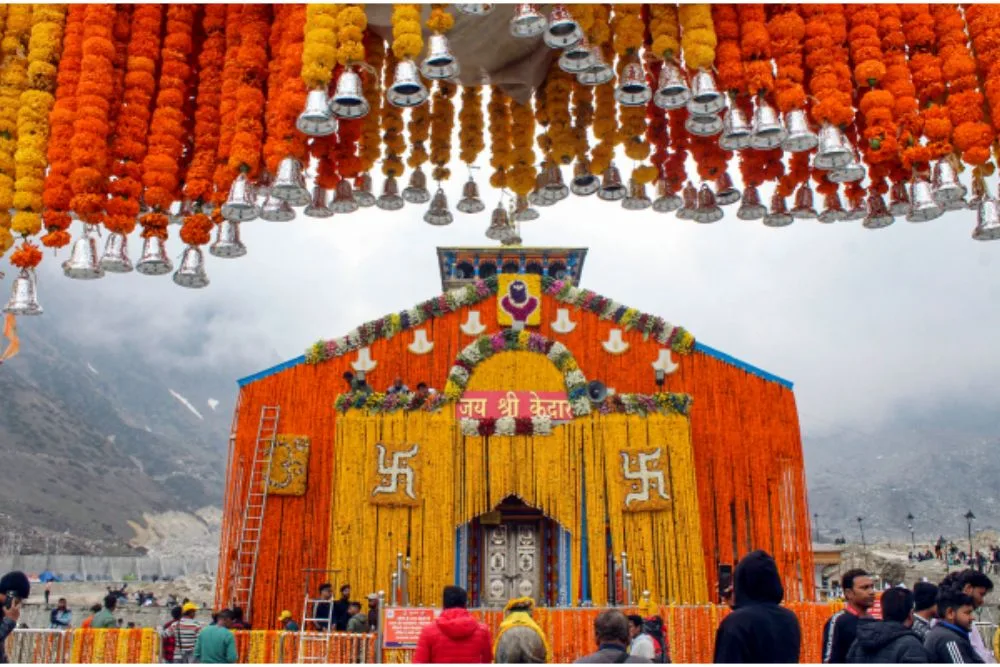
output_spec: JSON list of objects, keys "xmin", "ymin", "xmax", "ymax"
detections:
[{"xmin": 459, "ymin": 416, "xmax": 553, "ymax": 437}]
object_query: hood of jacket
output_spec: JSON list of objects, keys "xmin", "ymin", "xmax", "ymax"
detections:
[
  {"xmin": 854, "ymin": 619, "xmax": 916, "ymax": 652},
  {"xmin": 435, "ymin": 607, "xmax": 481, "ymax": 640},
  {"xmin": 733, "ymin": 550, "xmax": 784, "ymax": 608}
]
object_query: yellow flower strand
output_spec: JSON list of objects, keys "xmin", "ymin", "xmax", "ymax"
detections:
[
  {"xmin": 0, "ymin": 4, "xmax": 32, "ymax": 255},
  {"xmin": 406, "ymin": 84, "xmax": 430, "ymax": 168},
  {"xmin": 430, "ymin": 80, "xmax": 456, "ymax": 181},
  {"xmin": 301, "ymin": 4, "xmax": 339, "ymax": 90},
  {"xmin": 571, "ymin": 77, "xmax": 594, "ymax": 163},
  {"xmin": 591, "ymin": 42, "xmax": 618, "ymax": 176},
  {"xmin": 679, "ymin": 4, "xmax": 716, "ymax": 71},
  {"xmin": 487, "ymin": 86, "xmax": 512, "ymax": 189},
  {"xmin": 544, "ymin": 63, "xmax": 575, "ymax": 165},
  {"xmin": 380, "ymin": 47, "xmax": 405, "ymax": 177},
  {"xmin": 611, "ymin": 3, "xmax": 643, "ymax": 57},
  {"xmin": 335, "ymin": 4, "xmax": 365, "ymax": 66},
  {"xmin": 508, "ymin": 99, "xmax": 537, "ymax": 195},
  {"xmin": 391, "ymin": 4, "xmax": 422, "ymax": 60},
  {"xmin": 458, "ymin": 85, "xmax": 484, "ymax": 166},
  {"xmin": 12, "ymin": 4, "xmax": 64, "ymax": 240},
  {"xmin": 358, "ymin": 33, "xmax": 384, "ymax": 174},
  {"xmin": 650, "ymin": 5, "xmax": 680, "ymax": 61},
  {"xmin": 427, "ymin": 4, "xmax": 454, "ymax": 34}
]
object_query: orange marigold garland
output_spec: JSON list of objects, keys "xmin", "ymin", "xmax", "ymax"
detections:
[
  {"xmin": 0, "ymin": 5, "xmax": 33, "ymax": 254},
  {"xmin": 767, "ymin": 5, "xmax": 807, "ymax": 114},
  {"xmin": 738, "ymin": 5, "xmax": 773, "ymax": 97},
  {"xmin": 41, "ymin": 4, "xmax": 83, "ymax": 250},
  {"xmin": 902, "ymin": 5, "xmax": 950, "ymax": 164},
  {"xmin": 487, "ymin": 86, "xmax": 512, "ymax": 189},
  {"xmin": 405, "ymin": 78, "xmax": 431, "ymax": 171},
  {"xmin": 358, "ymin": 30, "xmax": 384, "ymax": 177},
  {"xmin": 275, "ymin": 4, "xmax": 309, "ymax": 175},
  {"xmin": 965, "ymin": 4, "xmax": 1000, "ymax": 163},
  {"xmin": 646, "ymin": 59, "xmax": 669, "ymax": 184},
  {"xmin": 106, "ymin": 5, "xmax": 162, "ymax": 239},
  {"xmin": 429, "ymin": 80, "xmax": 456, "ymax": 182},
  {"xmin": 571, "ymin": 77, "xmax": 594, "ymax": 166},
  {"xmin": 611, "ymin": 5, "xmax": 650, "ymax": 180},
  {"xmin": 712, "ymin": 4, "xmax": 743, "ymax": 96},
  {"xmin": 179, "ymin": 4, "xmax": 225, "ymax": 248},
  {"xmin": 381, "ymin": 47, "xmax": 405, "ymax": 178},
  {"xmin": 508, "ymin": 99, "xmax": 536, "ymax": 197},
  {"xmin": 212, "ymin": 6, "xmax": 243, "ymax": 210},
  {"xmin": 590, "ymin": 43, "xmax": 618, "ymax": 177},
  {"xmin": 544, "ymin": 64, "xmax": 575, "ymax": 167},
  {"xmin": 803, "ymin": 5, "xmax": 853, "ymax": 129},
  {"xmin": 664, "ymin": 109, "xmax": 689, "ymax": 195},
  {"xmin": 877, "ymin": 5, "xmax": 918, "ymax": 186},
  {"xmin": 226, "ymin": 6, "xmax": 271, "ymax": 179},
  {"xmin": 459, "ymin": 85, "xmax": 484, "ymax": 167}
]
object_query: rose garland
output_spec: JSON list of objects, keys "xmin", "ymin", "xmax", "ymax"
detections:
[
  {"xmin": 459, "ymin": 86, "xmax": 484, "ymax": 167},
  {"xmin": 391, "ymin": 4, "xmax": 422, "ymax": 61},
  {"xmin": 430, "ymin": 81, "xmax": 456, "ymax": 181},
  {"xmin": 41, "ymin": 4, "xmax": 83, "ymax": 250},
  {"xmin": 0, "ymin": 5, "xmax": 33, "ymax": 255},
  {"xmin": 212, "ymin": 6, "xmax": 243, "ymax": 210},
  {"xmin": 226, "ymin": 5, "xmax": 271, "ymax": 180},
  {"xmin": 358, "ymin": 30, "xmax": 384, "ymax": 176},
  {"xmin": 738, "ymin": 5, "xmax": 773, "ymax": 97},
  {"xmin": 508, "ymin": 99, "xmax": 537, "ymax": 196},
  {"xmin": 180, "ymin": 5, "xmax": 225, "ymax": 248},
  {"xmin": 381, "ymin": 47, "xmax": 405, "ymax": 178},
  {"xmin": 935, "ymin": 4, "xmax": 993, "ymax": 167},
  {"xmin": 678, "ymin": 5, "xmax": 716, "ymax": 73},
  {"xmin": 803, "ymin": 5, "xmax": 853, "ymax": 129},
  {"xmin": 12, "ymin": 6, "xmax": 66, "ymax": 248},
  {"xmin": 712, "ymin": 4, "xmax": 743, "ymax": 95},
  {"xmin": 106, "ymin": 5, "xmax": 162, "ymax": 240},
  {"xmin": 301, "ymin": 5, "xmax": 339, "ymax": 91},
  {"xmin": 487, "ymin": 86, "xmax": 512, "ymax": 189}
]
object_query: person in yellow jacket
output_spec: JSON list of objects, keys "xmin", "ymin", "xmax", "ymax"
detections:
[{"xmin": 493, "ymin": 597, "xmax": 552, "ymax": 664}]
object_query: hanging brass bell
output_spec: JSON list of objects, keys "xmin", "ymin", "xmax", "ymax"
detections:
[
  {"xmin": 598, "ymin": 165, "xmax": 627, "ymax": 201},
  {"xmin": 969, "ymin": 172, "xmax": 988, "ymax": 210},
  {"xmin": 737, "ymin": 186, "xmax": 766, "ymax": 220},
  {"xmin": 677, "ymin": 182, "xmax": 698, "ymax": 220},
  {"xmin": 844, "ymin": 191, "xmax": 867, "ymax": 221},
  {"xmin": 172, "ymin": 245, "xmax": 210, "ymax": 289},
  {"xmin": 694, "ymin": 183, "xmax": 723, "ymax": 223},
  {"xmin": 685, "ymin": 113, "xmax": 723, "ymax": 137},
  {"xmin": 687, "ymin": 70, "xmax": 724, "ymax": 116},
  {"xmin": 510, "ymin": 3, "xmax": 547, "ymax": 38},
  {"xmin": 486, "ymin": 202, "xmax": 510, "ymax": 240},
  {"xmin": 720, "ymin": 104, "xmax": 752, "ymax": 151},
  {"xmin": 63, "ymin": 227, "xmax": 105, "ymax": 280},
  {"xmin": 763, "ymin": 192, "xmax": 793, "ymax": 227},
  {"xmin": 209, "ymin": 220, "xmax": 247, "ymax": 258},
  {"xmin": 714, "ymin": 173, "xmax": 741, "ymax": 206},
  {"xmin": 622, "ymin": 179, "xmax": 651, "ymax": 211},
  {"xmin": 100, "ymin": 231, "xmax": 133, "ymax": 273},
  {"xmin": 269, "ymin": 158, "xmax": 309, "ymax": 206},
  {"xmin": 576, "ymin": 47, "xmax": 614, "ymax": 86},
  {"xmin": 331, "ymin": 179, "xmax": 359, "ymax": 214},
  {"xmin": 543, "ymin": 163, "xmax": 569, "ymax": 201},
  {"xmin": 544, "ymin": 5, "xmax": 582, "ymax": 48},
  {"xmin": 421, "ymin": 33, "xmax": 460, "ymax": 80},
  {"xmin": 330, "ymin": 69, "xmax": 370, "ymax": 119},
  {"xmin": 304, "ymin": 186, "xmax": 334, "ymax": 218},
  {"xmin": 889, "ymin": 180, "xmax": 911, "ymax": 216},
  {"xmin": 862, "ymin": 192, "xmax": 894, "ymax": 229},
  {"xmin": 297, "ymin": 89, "xmax": 338, "ymax": 137},
  {"xmin": 3, "ymin": 267, "xmax": 42, "ymax": 316},
  {"xmin": 403, "ymin": 167, "xmax": 431, "ymax": 204},
  {"xmin": 354, "ymin": 173, "xmax": 376, "ymax": 207},
  {"xmin": 750, "ymin": 98, "xmax": 786, "ymax": 150},
  {"xmin": 615, "ymin": 62, "xmax": 652, "ymax": 107},
  {"xmin": 828, "ymin": 151, "xmax": 865, "ymax": 183},
  {"xmin": 931, "ymin": 158, "xmax": 966, "ymax": 205},
  {"xmin": 135, "ymin": 235, "xmax": 174, "ymax": 276},
  {"xmin": 377, "ymin": 175, "xmax": 405, "ymax": 211},
  {"xmin": 570, "ymin": 159, "xmax": 599, "ymax": 196},
  {"xmin": 514, "ymin": 194, "xmax": 540, "ymax": 221},
  {"xmin": 818, "ymin": 191, "xmax": 846, "ymax": 223},
  {"xmin": 972, "ymin": 196, "xmax": 1000, "ymax": 241},
  {"xmin": 455, "ymin": 4, "xmax": 493, "ymax": 15},
  {"xmin": 813, "ymin": 124, "xmax": 852, "ymax": 170},
  {"xmin": 652, "ymin": 178, "xmax": 682, "ymax": 213},
  {"xmin": 906, "ymin": 178, "xmax": 942, "ymax": 223},
  {"xmin": 260, "ymin": 195, "xmax": 296, "ymax": 222},
  {"xmin": 791, "ymin": 183, "xmax": 817, "ymax": 219},
  {"xmin": 387, "ymin": 59, "xmax": 429, "ymax": 108},
  {"xmin": 559, "ymin": 39, "xmax": 596, "ymax": 74},
  {"xmin": 457, "ymin": 178, "xmax": 486, "ymax": 214},
  {"xmin": 653, "ymin": 62, "xmax": 690, "ymax": 110},
  {"xmin": 782, "ymin": 109, "xmax": 818, "ymax": 153},
  {"xmin": 221, "ymin": 173, "xmax": 261, "ymax": 221},
  {"xmin": 424, "ymin": 188, "xmax": 454, "ymax": 226}
]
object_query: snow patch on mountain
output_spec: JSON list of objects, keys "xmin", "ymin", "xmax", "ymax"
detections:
[
  {"xmin": 86, "ymin": 363, "xmax": 98, "ymax": 375},
  {"xmin": 169, "ymin": 389, "xmax": 204, "ymax": 420},
  {"xmin": 207, "ymin": 398, "xmax": 219, "ymax": 411}
]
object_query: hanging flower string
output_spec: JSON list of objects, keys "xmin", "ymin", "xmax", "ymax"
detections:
[
  {"xmin": 487, "ymin": 86, "xmax": 512, "ymax": 190},
  {"xmin": 358, "ymin": 30, "xmax": 384, "ymax": 177},
  {"xmin": 0, "ymin": 5, "xmax": 32, "ymax": 257}
]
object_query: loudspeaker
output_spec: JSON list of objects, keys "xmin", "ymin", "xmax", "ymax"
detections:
[{"xmin": 587, "ymin": 380, "xmax": 608, "ymax": 403}]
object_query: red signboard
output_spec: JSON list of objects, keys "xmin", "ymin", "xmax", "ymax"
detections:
[
  {"xmin": 383, "ymin": 607, "xmax": 439, "ymax": 649},
  {"xmin": 456, "ymin": 390, "xmax": 572, "ymax": 421}
]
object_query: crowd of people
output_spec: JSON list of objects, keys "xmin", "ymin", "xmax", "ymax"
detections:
[{"xmin": 917, "ymin": 539, "xmax": 1000, "ymax": 574}]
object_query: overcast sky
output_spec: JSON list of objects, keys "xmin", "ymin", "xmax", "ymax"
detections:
[{"xmin": 17, "ymin": 162, "xmax": 1000, "ymax": 439}]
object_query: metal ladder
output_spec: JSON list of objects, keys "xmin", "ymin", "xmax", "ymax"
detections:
[
  {"xmin": 297, "ymin": 569, "xmax": 341, "ymax": 663},
  {"xmin": 229, "ymin": 405, "xmax": 280, "ymax": 622}
]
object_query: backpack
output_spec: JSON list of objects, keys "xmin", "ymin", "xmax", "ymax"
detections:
[{"xmin": 642, "ymin": 617, "xmax": 669, "ymax": 663}]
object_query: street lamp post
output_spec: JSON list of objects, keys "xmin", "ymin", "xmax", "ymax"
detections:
[
  {"xmin": 907, "ymin": 513, "xmax": 915, "ymax": 553},
  {"xmin": 965, "ymin": 510, "xmax": 976, "ymax": 557},
  {"xmin": 857, "ymin": 516, "xmax": 867, "ymax": 566},
  {"xmin": 814, "ymin": 513, "xmax": 819, "ymax": 542}
]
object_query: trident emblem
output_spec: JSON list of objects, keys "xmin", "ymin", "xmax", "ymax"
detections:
[
  {"xmin": 372, "ymin": 443, "xmax": 419, "ymax": 500},
  {"xmin": 620, "ymin": 449, "xmax": 670, "ymax": 507}
]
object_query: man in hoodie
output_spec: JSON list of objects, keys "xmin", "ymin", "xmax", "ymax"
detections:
[
  {"xmin": 924, "ymin": 587, "xmax": 983, "ymax": 663},
  {"xmin": 0, "ymin": 571, "xmax": 30, "ymax": 665},
  {"xmin": 958, "ymin": 570, "xmax": 996, "ymax": 663},
  {"xmin": 823, "ymin": 569, "xmax": 876, "ymax": 663},
  {"xmin": 845, "ymin": 587, "xmax": 927, "ymax": 663},
  {"xmin": 911, "ymin": 583, "xmax": 938, "ymax": 640},
  {"xmin": 712, "ymin": 550, "xmax": 801, "ymax": 663},
  {"xmin": 413, "ymin": 586, "xmax": 493, "ymax": 664}
]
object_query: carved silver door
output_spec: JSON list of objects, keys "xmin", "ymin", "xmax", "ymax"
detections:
[{"xmin": 483, "ymin": 523, "xmax": 541, "ymax": 607}]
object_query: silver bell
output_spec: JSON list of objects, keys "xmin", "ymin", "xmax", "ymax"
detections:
[
  {"xmin": 782, "ymin": 109, "xmax": 818, "ymax": 152},
  {"xmin": 354, "ymin": 173, "xmax": 376, "ymax": 207},
  {"xmin": 694, "ymin": 183, "xmax": 723, "ymax": 223},
  {"xmin": 544, "ymin": 5, "xmax": 582, "ymax": 48},
  {"xmin": 221, "ymin": 173, "xmax": 261, "ymax": 221},
  {"xmin": 260, "ymin": 195, "xmax": 296, "ymax": 222},
  {"xmin": 763, "ymin": 192, "xmax": 793, "ymax": 227},
  {"xmin": 685, "ymin": 113, "xmax": 723, "ymax": 137},
  {"xmin": 424, "ymin": 188, "xmax": 453, "ymax": 226},
  {"xmin": 889, "ymin": 180, "xmax": 911, "ymax": 215},
  {"xmin": 654, "ymin": 62, "xmax": 690, "ymax": 110},
  {"xmin": 559, "ymin": 39, "xmax": 596, "ymax": 74},
  {"xmin": 403, "ymin": 167, "xmax": 431, "ymax": 204},
  {"xmin": 270, "ymin": 158, "xmax": 309, "ymax": 206},
  {"xmin": 297, "ymin": 89, "xmax": 338, "ymax": 137},
  {"xmin": 968, "ymin": 172, "xmax": 989, "ymax": 210},
  {"xmin": 510, "ymin": 3, "xmax": 547, "ymax": 38},
  {"xmin": 421, "ymin": 33, "xmax": 460, "ymax": 80},
  {"xmin": 172, "ymin": 245, "xmax": 209, "ymax": 289},
  {"xmin": 304, "ymin": 186, "xmax": 334, "ymax": 218},
  {"xmin": 791, "ymin": 184, "xmax": 817, "ymax": 219},
  {"xmin": 63, "ymin": 228, "xmax": 105, "ymax": 280},
  {"xmin": 622, "ymin": 179, "xmax": 651, "ymax": 211},
  {"xmin": 687, "ymin": 70, "xmax": 724, "ymax": 116},
  {"xmin": 377, "ymin": 175, "xmax": 405, "ymax": 211},
  {"xmin": 677, "ymin": 182, "xmax": 698, "ymax": 220},
  {"xmin": 100, "ymin": 231, "xmax": 133, "ymax": 273},
  {"xmin": 330, "ymin": 69, "xmax": 369, "ymax": 119},
  {"xmin": 750, "ymin": 98, "xmax": 786, "ymax": 150},
  {"xmin": 972, "ymin": 196, "xmax": 1000, "ymax": 241},
  {"xmin": 528, "ymin": 174, "xmax": 555, "ymax": 207},
  {"xmin": 387, "ymin": 60, "xmax": 429, "ymax": 108},
  {"xmin": 652, "ymin": 178, "xmax": 682, "ymax": 213},
  {"xmin": 737, "ymin": 186, "xmax": 766, "ymax": 220},
  {"xmin": 813, "ymin": 124, "xmax": 852, "ymax": 170},
  {"xmin": 720, "ymin": 105, "xmax": 752, "ymax": 151},
  {"xmin": 615, "ymin": 62, "xmax": 652, "ymax": 107},
  {"xmin": 455, "ymin": 4, "xmax": 493, "ymax": 16},
  {"xmin": 457, "ymin": 178, "xmax": 486, "ymax": 213},
  {"xmin": 331, "ymin": 179, "xmax": 359, "ymax": 214},
  {"xmin": 827, "ymin": 151, "xmax": 865, "ymax": 183},
  {"xmin": 931, "ymin": 158, "xmax": 966, "ymax": 205},
  {"xmin": 542, "ymin": 163, "xmax": 569, "ymax": 201},
  {"xmin": 906, "ymin": 178, "xmax": 942, "ymax": 223},
  {"xmin": 486, "ymin": 202, "xmax": 510, "ymax": 240},
  {"xmin": 862, "ymin": 192, "xmax": 894, "ymax": 229},
  {"xmin": 209, "ymin": 220, "xmax": 247, "ymax": 258},
  {"xmin": 570, "ymin": 159, "xmax": 599, "ymax": 196},
  {"xmin": 135, "ymin": 235, "xmax": 174, "ymax": 276},
  {"xmin": 714, "ymin": 173, "xmax": 741, "ymax": 206},
  {"xmin": 514, "ymin": 194, "xmax": 539, "ymax": 221},
  {"xmin": 255, "ymin": 171, "xmax": 273, "ymax": 201},
  {"xmin": 818, "ymin": 191, "xmax": 846, "ymax": 223},
  {"xmin": 598, "ymin": 165, "xmax": 627, "ymax": 201},
  {"xmin": 3, "ymin": 268, "xmax": 42, "ymax": 316},
  {"xmin": 844, "ymin": 192, "xmax": 867, "ymax": 221},
  {"xmin": 576, "ymin": 48, "xmax": 614, "ymax": 86}
]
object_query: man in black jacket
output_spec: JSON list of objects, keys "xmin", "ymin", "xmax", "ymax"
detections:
[
  {"xmin": 0, "ymin": 571, "xmax": 30, "ymax": 665},
  {"xmin": 911, "ymin": 583, "xmax": 938, "ymax": 640},
  {"xmin": 846, "ymin": 587, "xmax": 927, "ymax": 663},
  {"xmin": 713, "ymin": 550, "xmax": 801, "ymax": 663},
  {"xmin": 924, "ymin": 587, "xmax": 983, "ymax": 663},
  {"xmin": 823, "ymin": 568, "xmax": 876, "ymax": 663}
]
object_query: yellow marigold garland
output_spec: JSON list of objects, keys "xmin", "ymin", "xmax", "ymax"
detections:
[
  {"xmin": 301, "ymin": 5, "xmax": 339, "ymax": 90},
  {"xmin": 571, "ymin": 78, "xmax": 594, "ymax": 164},
  {"xmin": 0, "ymin": 5, "xmax": 32, "ymax": 253},
  {"xmin": 544, "ymin": 63, "xmax": 575, "ymax": 165},
  {"xmin": 380, "ymin": 47, "xmax": 405, "ymax": 177},
  {"xmin": 430, "ymin": 81, "xmax": 456, "ymax": 181},
  {"xmin": 611, "ymin": 3, "xmax": 643, "ymax": 58},
  {"xmin": 459, "ymin": 85, "xmax": 484, "ymax": 166},
  {"xmin": 427, "ymin": 4, "xmax": 454, "ymax": 34},
  {"xmin": 650, "ymin": 4, "xmax": 680, "ymax": 61},
  {"xmin": 406, "ymin": 80, "xmax": 431, "ymax": 169},
  {"xmin": 678, "ymin": 5, "xmax": 716, "ymax": 72},
  {"xmin": 488, "ymin": 86, "xmax": 512, "ymax": 189},
  {"xmin": 391, "ymin": 4, "xmax": 422, "ymax": 61},
  {"xmin": 611, "ymin": 5, "xmax": 650, "ymax": 176},
  {"xmin": 336, "ymin": 4, "xmax": 365, "ymax": 66},
  {"xmin": 509, "ymin": 99, "xmax": 536, "ymax": 196},
  {"xmin": 591, "ymin": 43, "xmax": 618, "ymax": 176},
  {"xmin": 359, "ymin": 31, "xmax": 384, "ymax": 175}
]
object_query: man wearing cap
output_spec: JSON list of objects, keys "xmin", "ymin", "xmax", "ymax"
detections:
[
  {"xmin": 278, "ymin": 611, "xmax": 299, "ymax": 632},
  {"xmin": 0, "ymin": 571, "xmax": 30, "ymax": 665},
  {"xmin": 172, "ymin": 602, "xmax": 203, "ymax": 663}
]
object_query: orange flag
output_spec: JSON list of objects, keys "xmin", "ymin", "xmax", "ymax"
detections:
[{"xmin": 0, "ymin": 313, "xmax": 19, "ymax": 362}]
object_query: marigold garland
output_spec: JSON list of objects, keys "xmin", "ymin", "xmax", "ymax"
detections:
[
  {"xmin": 427, "ymin": 4, "xmax": 454, "ymax": 35},
  {"xmin": 459, "ymin": 86, "xmax": 484, "ymax": 167},
  {"xmin": 571, "ymin": 78, "xmax": 594, "ymax": 165},
  {"xmin": 650, "ymin": 4, "xmax": 680, "ymax": 62},
  {"xmin": 847, "ymin": 6, "xmax": 897, "ymax": 176},
  {"xmin": 0, "ymin": 5, "xmax": 33, "ymax": 253},
  {"xmin": 544, "ymin": 65, "xmax": 575, "ymax": 166},
  {"xmin": 611, "ymin": 3, "xmax": 643, "ymax": 59},
  {"xmin": 226, "ymin": 6, "xmax": 271, "ymax": 179},
  {"xmin": 358, "ymin": 30, "xmax": 384, "ymax": 176},
  {"xmin": 738, "ymin": 5, "xmax": 773, "ymax": 97},
  {"xmin": 391, "ymin": 4, "xmax": 422, "ymax": 61},
  {"xmin": 212, "ymin": 6, "xmax": 244, "ymax": 209},
  {"xmin": 876, "ymin": 5, "xmax": 917, "ymax": 184},
  {"xmin": 381, "ymin": 46, "xmax": 405, "ymax": 178},
  {"xmin": 664, "ymin": 109, "xmax": 689, "ymax": 194},
  {"xmin": 336, "ymin": 5, "xmax": 365, "ymax": 66},
  {"xmin": 301, "ymin": 5, "xmax": 339, "ymax": 91},
  {"xmin": 590, "ymin": 41, "xmax": 617, "ymax": 177},
  {"xmin": 803, "ymin": 5, "xmax": 853, "ymax": 129},
  {"xmin": 902, "ymin": 5, "xmax": 951, "ymax": 165},
  {"xmin": 678, "ymin": 5, "xmax": 715, "ymax": 72},
  {"xmin": 940, "ymin": 4, "xmax": 993, "ymax": 167},
  {"xmin": 487, "ymin": 86, "xmax": 512, "ymax": 189},
  {"xmin": 767, "ymin": 5, "xmax": 807, "ymax": 113},
  {"xmin": 712, "ymin": 4, "xmax": 743, "ymax": 95},
  {"xmin": 508, "ymin": 99, "xmax": 537, "ymax": 196},
  {"xmin": 406, "ymin": 77, "xmax": 431, "ymax": 170},
  {"xmin": 429, "ymin": 80, "xmax": 456, "ymax": 181}
]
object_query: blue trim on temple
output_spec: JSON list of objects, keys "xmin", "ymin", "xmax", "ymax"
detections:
[
  {"xmin": 694, "ymin": 342, "xmax": 794, "ymax": 390},
  {"xmin": 236, "ymin": 355, "xmax": 306, "ymax": 387}
]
